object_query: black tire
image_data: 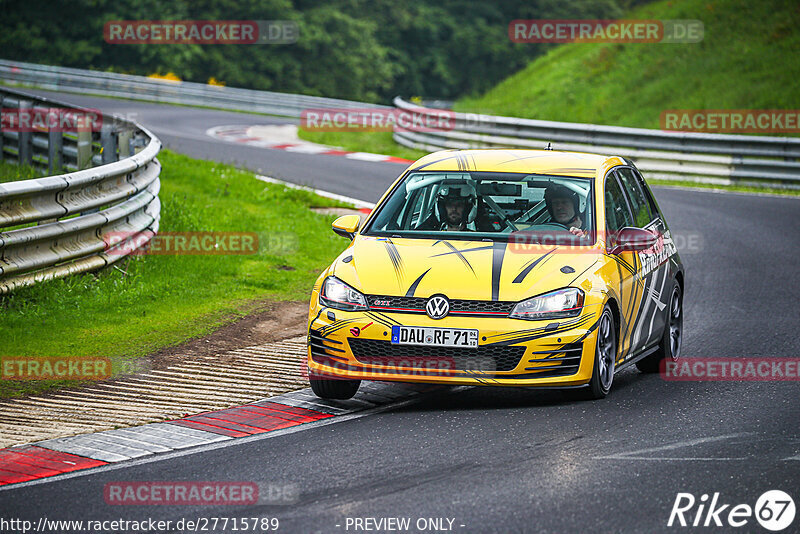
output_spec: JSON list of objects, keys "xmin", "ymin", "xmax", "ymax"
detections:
[
  {"xmin": 636, "ymin": 283, "xmax": 683, "ymax": 374},
  {"xmin": 579, "ymin": 305, "xmax": 617, "ymax": 400},
  {"xmin": 309, "ymin": 374, "xmax": 361, "ymax": 400}
]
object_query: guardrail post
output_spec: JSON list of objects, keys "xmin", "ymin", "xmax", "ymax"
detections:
[
  {"xmin": 101, "ymin": 123, "xmax": 118, "ymax": 164},
  {"xmin": 47, "ymin": 109, "xmax": 63, "ymax": 174},
  {"xmin": 132, "ymin": 131, "xmax": 147, "ymax": 154},
  {"xmin": 0, "ymin": 95, "xmax": 4, "ymax": 162},
  {"xmin": 18, "ymin": 100, "xmax": 33, "ymax": 165},
  {"xmin": 76, "ymin": 118, "xmax": 92, "ymax": 170},
  {"xmin": 118, "ymin": 130, "xmax": 132, "ymax": 158}
]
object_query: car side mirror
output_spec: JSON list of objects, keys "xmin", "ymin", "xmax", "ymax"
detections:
[
  {"xmin": 608, "ymin": 227, "xmax": 658, "ymax": 254},
  {"xmin": 331, "ymin": 215, "xmax": 361, "ymax": 240}
]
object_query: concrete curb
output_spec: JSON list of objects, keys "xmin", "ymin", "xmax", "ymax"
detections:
[{"xmin": 0, "ymin": 382, "xmax": 438, "ymax": 487}]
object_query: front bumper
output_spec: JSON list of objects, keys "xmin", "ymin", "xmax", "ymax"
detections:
[{"xmin": 307, "ymin": 307, "xmax": 601, "ymax": 387}]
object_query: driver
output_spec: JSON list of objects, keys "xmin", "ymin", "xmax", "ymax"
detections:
[
  {"xmin": 417, "ymin": 185, "xmax": 477, "ymax": 231},
  {"xmin": 544, "ymin": 183, "xmax": 586, "ymax": 236}
]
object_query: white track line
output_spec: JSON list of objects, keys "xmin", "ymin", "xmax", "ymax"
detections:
[
  {"xmin": 594, "ymin": 433, "xmax": 751, "ymax": 461},
  {"xmin": 255, "ymin": 174, "xmax": 375, "ymax": 209}
]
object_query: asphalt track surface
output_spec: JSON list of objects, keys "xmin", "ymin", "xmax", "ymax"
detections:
[{"xmin": 2, "ymin": 90, "xmax": 799, "ymax": 533}]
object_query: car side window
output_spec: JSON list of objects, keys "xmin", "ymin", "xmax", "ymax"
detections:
[
  {"xmin": 630, "ymin": 167, "xmax": 662, "ymax": 221},
  {"xmin": 616, "ymin": 167, "xmax": 655, "ymax": 228},
  {"xmin": 605, "ymin": 172, "xmax": 634, "ymax": 233}
]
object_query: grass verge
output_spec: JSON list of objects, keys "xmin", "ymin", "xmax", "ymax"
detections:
[
  {"xmin": 0, "ymin": 150, "xmax": 352, "ymax": 398},
  {"xmin": 0, "ymin": 159, "xmax": 44, "ymax": 182}
]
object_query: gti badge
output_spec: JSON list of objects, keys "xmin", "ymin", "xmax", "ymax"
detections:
[{"xmin": 426, "ymin": 295, "xmax": 450, "ymax": 319}]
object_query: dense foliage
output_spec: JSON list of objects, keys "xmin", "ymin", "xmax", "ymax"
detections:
[
  {"xmin": 458, "ymin": 0, "xmax": 800, "ymax": 129},
  {"xmin": 0, "ymin": 0, "xmax": 642, "ymax": 102}
]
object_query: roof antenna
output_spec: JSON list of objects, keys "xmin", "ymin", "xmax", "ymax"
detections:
[{"xmin": 544, "ymin": 142, "xmax": 553, "ymax": 150}]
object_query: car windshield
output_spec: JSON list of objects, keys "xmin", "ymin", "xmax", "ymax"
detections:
[{"xmin": 363, "ymin": 171, "xmax": 595, "ymax": 244}]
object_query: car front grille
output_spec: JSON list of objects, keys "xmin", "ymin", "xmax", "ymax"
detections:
[
  {"xmin": 311, "ymin": 329, "xmax": 583, "ymax": 379},
  {"xmin": 348, "ymin": 338, "xmax": 526, "ymax": 372},
  {"xmin": 366, "ymin": 295, "xmax": 515, "ymax": 317}
]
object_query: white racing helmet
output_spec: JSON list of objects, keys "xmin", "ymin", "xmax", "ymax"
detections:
[{"xmin": 435, "ymin": 184, "xmax": 478, "ymax": 225}]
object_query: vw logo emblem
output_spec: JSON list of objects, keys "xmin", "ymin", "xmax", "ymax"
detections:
[{"xmin": 426, "ymin": 295, "xmax": 450, "ymax": 319}]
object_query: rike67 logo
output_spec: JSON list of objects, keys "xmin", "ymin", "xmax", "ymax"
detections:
[{"xmin": 668, "ymin": 490, "xmax": 795, "ymax": 531}]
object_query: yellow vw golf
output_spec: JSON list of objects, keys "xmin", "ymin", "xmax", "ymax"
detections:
[{"xmin": 307, "ymin": 149, "xmax": 684, "ymax": 400}]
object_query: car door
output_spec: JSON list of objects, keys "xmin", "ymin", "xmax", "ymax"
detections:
[
  {"xmin": 604, "ymin": 169, "xmax": 641, "ymax": 361},
  {"xmin": 615, "ymin": 166, "xmax": 669, "ymax": 352}
]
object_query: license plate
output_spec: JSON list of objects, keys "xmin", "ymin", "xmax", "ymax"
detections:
[{"xmin": 391, "ymin": 326, "xmax": 478, "ymax": 348}]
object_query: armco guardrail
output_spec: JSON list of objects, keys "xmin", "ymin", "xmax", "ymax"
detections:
[
  {"xmin": 392, "ymin": 98, "xmax": 800, "ymax": 188},
  {"xmin": 5, "ymin": 60, "xmax": 797, "ymax": 188},
  {"xmin": 0, "ymin": 87, "xmax": 160, "ymax": 293},
  {"xmin": 0, "ymin": 59, "xmax": 389, "ymax": 117}
]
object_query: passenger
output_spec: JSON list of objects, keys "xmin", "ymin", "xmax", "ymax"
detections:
[{"xmin": 544, "ymin": 183, "xmax": 586, "ymax": 236}]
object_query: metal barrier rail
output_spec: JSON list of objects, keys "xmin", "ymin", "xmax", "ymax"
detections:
[
  {"xmin": 392, "ymin": 98, "xmax": 800, "ymax": 187},
  {"xmin": 5, "ymin": 60, "xmax": 798, "ymax": 187},
  {"xmin": 0, "ymin": 87, "xmax": 161, "ymax": 293},
  {"xmin": 0, "ymin": 59, "xmax": 389, "ymax": 117}
]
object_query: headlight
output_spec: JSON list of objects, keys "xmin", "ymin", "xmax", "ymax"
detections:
[
  {"xmin": 509, "ymin": 288, "xmax": 584, "ymax": 320},
  {"xmin": 319, "ymin": 276, "xmax": 368, "ymax": 311}
]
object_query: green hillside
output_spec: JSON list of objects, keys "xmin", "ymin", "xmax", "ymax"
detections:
[{"xmin": 457, "ymin": 0, "xmax": 800, "ymax": 130}]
